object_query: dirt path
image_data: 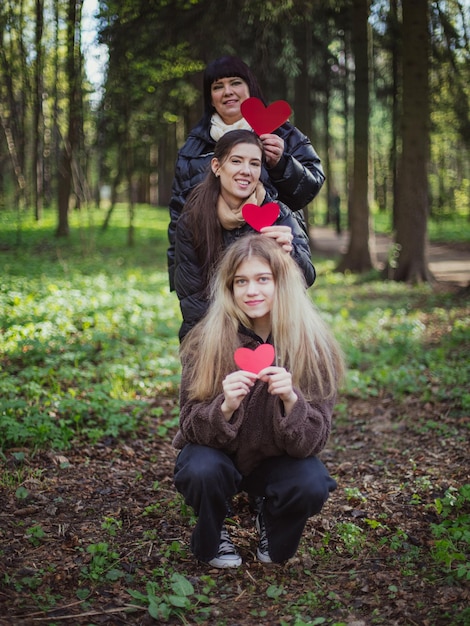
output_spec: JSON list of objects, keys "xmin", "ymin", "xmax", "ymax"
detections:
[{"xmin": 310, "ymin": 226, "xmax": 470, "ymax": 287}]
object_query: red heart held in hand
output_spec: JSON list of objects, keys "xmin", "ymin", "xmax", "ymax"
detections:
[
  {"xmin": 241, "ymin": 97, "xmax": 292, "ymax": 135},
  {"xmin": 242, "ymin": 202, "xmax": 280, "ymax": 231},
  {"xmin": 234, "ymin": 344, "xmax": 275, "ymax": 374}
]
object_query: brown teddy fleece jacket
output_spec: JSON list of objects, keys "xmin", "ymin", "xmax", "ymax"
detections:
[{"xmin": 172, "ymin": 331, "xmax": 335, "ymax": 476}]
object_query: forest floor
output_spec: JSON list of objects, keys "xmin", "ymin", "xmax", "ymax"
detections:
[{"xmin": 1, "ymin": 229, "xmax": 469, "ymax": 626}]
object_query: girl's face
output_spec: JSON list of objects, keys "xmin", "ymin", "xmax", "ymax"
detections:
[
  {"xmin": 212, "ymin": 143, "xmax": 262, "ymax": 207},
  {"xmin": 211, "ymin": 76, "xmax": 250, "ymax": 124},
  {"xmin": 233, "ymin": 256, "xmax": 275, "ymax": 335}
]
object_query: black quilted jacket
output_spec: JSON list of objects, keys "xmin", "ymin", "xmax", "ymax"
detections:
[
  {"xmin": 174, "ymin": 194, "xmax": 316, "ymax": 341},
  {"xmin": 167, "ymin": 119, "xmax": 325, "ymax": 290}
]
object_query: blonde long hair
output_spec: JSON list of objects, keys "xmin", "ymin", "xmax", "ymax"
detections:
[{"xmin": 180, "ymin": 234, "xmax": 345, "ymax": 402}]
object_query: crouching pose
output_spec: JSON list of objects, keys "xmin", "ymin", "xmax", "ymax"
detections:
[{"xmin": 173, "ymin": 234, "xmax": 345, "ymax": 567}]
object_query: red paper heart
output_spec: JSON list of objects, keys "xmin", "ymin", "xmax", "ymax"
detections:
[
  {"xmin": 234, "ymin": 344, "xmax": 275, "ymax": 374},
  {"xmin": 241, "ymin": 97, "xmax": 292, "ymax": 135},
  {"xmin": 242, "ymin": 202, "xmax": 280, "ymax": 231}
]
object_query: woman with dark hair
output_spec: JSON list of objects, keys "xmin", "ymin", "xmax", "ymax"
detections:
[
  {"xmin": 167, "ymin": 55, "xmax": 325, "ymax": 290},
  {"xmin": 174, "ymin": 129, "xmax": 316, "ymax": 341}
]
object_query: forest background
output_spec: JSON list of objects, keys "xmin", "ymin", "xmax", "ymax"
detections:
[
  {"xmin": 0, "ymin": 0, "xmax": 469, "ymax": 279},
  {"xmin": 1, "ymin": 1, "xmax": 470, "ymax": 625}
]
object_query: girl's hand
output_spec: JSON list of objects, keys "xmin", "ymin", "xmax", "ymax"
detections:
[
  {"xmin": 221, "ymin": 370, "xmax": 257, "ymax": 419},
  {"xmin": 260, "ymin": 225, "xmax": 293, "ymax": 254},
  {"xmin": 260, "ymin": 134, "xmax": 285, "ymax": 168},
  {"xmin": 258, "ymin": 366, "xmax": 298, "ymax": 414}
]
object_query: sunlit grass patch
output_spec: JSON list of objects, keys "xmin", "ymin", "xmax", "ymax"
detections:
[
  {"xmin": 1, "ymin": 204, "xmax": 468, "ymax": 450},
  {"xmin": 1, "ymin": 206, "xmax": 181, "ymax": 449}
]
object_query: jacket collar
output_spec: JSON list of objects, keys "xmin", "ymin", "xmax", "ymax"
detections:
[{"xmin": 239, "ymin": 324, "xmax": 273, "ymax": 346}]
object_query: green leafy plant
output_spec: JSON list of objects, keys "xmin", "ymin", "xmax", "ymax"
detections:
[
  {"xmin": 431, "ymin": 484, "xmax": 470, "ymax": 581},
  {"xmin": 128, "ymin": 571, "xmax": 211, "ymax": 622},
  {"xmin": 344, "ymin": 486, "xmax": 367, "ymax": 503},
  {"xmin": 335, "ymin": 521, "xmax": 366, "ymax": 555},
  {"xmin": 80, "ymin": 542, "xmax": 125, "ymax": 582},
  {"xmin": 26, "ymin": 524, "xmax": 46, "ymax": 546},
  {"xmin": 101, "ymin": 516, "xmax": 123, "ymax": 537},
  {"xmin": 15, "ymin": 486, "xmax": 29, "ymax": 500}
]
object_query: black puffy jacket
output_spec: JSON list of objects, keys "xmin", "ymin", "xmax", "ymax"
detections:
[
  {"xmin": 174, "ymin": 194, "xmax": 316, "ymax": 341},
  {"xmin": 167, "ymin": 118, "xmax": 325, "ymax": 290}
]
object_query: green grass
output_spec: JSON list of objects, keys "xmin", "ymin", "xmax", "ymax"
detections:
[
  {"xmin": 372, "ymin": 207, "xmax": 470, "ymax": 243},
  {"xmin": 1, "ymin": 205, "xmax": 181, "ymax": 450},
  {"xmin": 1, "ymin": 204, "xmax": 469, "ymax": 451}
]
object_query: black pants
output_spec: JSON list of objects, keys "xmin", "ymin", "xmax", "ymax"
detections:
[{"xmin": 174, "ymin": 444, "xmax": 337, "ymax": 563}]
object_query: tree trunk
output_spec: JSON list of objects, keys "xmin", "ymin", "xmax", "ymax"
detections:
[
  {"xmin": 33, "ymin": 0, "xmax": 44, "ymax": 221},
  {"xmin": 126, "ymin": 132, "xmax": 135, "ymax": 247},
  {"xmin": 101, "ymin": 160, "xmax": 123, "ymax": 231},
  {"xmin": 0, "ymin": 5, "xmax": 26, "ymax": 212},
  {"xmin": 18, "ymin": 0, "xmax": 29, "ymax": 210},
  {"xmin": 337, "ymin": 0, "xmax": 372, "ymax": 273},
  {"xmin": 319, "ymin": 17, "xmax": 332, "ymax": 228},
  {"xmin": 56, "ymin": 0, "xmax": 83, "ymax": 237},
  {"xmin": 392, "ymin": 0, "xmax": 432, "ymax": 283},
  {"xmin": 157, "ymin": 125, "xmax": 177, "ymax": 207},
  {"xmin": 293, "ymin": 20, "xmax": 314, "ymax": 244},
  {"xmin": 341, "ymin": 25, "xmax": 352, "ymax": 231},
  {"xmin": 390, "ymin": 0, "xmax": 400, "ymax": 229},
  {"xmin": 0, "ymin": 100, "xmax": 26, "ymax": 245}
]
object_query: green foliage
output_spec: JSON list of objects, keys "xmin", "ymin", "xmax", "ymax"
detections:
[
  {"xmin": 312, "ymin": 275, "xmax": 469, "ymax": 411},
  {"xmin": 1, "ymin": 204, "xmax": 468, "ymax": 457},
  {"xmin": 128, "ymin": 571, "xmax": 211, "ymax": 622},
  {"xmin": 80, "ymin": 542, "xmax": 125, "ymax": 582},
  {"xmin": 26, "ymin": 524, "xmax": 46, "ymax": 546},
  {"xmin": 372, "ymin": 207, "xmax": 470, "ymax": 244},
  {"xmin": 102, "ymin": 516, "xmax": 123, "ymax": 536},
  {"xmin": 334, "ymin": 521, "xmax": 366, "ymax": 555},
  {"xmin": 431, "ymin": 485, "xmax": 470, "ymax": 581},
  {"xmin": 0, "ymin": 206, "xmax": 181, "ymax": 451}
]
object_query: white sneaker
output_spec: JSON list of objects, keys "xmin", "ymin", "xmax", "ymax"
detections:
[
  {"xmin": 256, "ymin": 511, "xmax": 272, "ymax": 564},
  {"xmin": 207, "ymin": 526, "xmax": 242, "ymax": 568}
]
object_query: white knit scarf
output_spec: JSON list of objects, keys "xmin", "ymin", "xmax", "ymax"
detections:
[{"xmin": 210, "ymin": 113, "xmax": 252, "ymax": 141}]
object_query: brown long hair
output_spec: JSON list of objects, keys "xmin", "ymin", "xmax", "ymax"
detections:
[
  {"xmin": 181, "ymin": 234, "xmax": 345, "ymax": 402},
  {"xmin": 182, "ymin": 129, "xmax": 264, "ymax": 288}
]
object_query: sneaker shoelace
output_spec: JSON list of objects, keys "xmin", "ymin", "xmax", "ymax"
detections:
[
  {"xmin": 218, "ymin": 527, "xmax": 237, "ymax": 556},
  {"xmin": 257, "ymin": 513, "xmax": 269, "ymax": 555}
]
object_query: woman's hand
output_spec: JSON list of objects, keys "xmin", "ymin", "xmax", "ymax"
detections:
[
  {"xmin": 221, "ymin": 370, "xmax": 257, "ymax": 419},
  {"xmin": 260, "ymin": 134, "xmax": 285, "ymax": 169},
  {"xmin": 258, "ymin": 366, "xmax": 298, "ymax": 414},
  {"xmin": 260, "ymin": 225, "xmax": 293, "ymax": 254}
]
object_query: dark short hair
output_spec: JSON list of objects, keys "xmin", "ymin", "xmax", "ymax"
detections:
[{"xmin": 203, "ymin": 56, "xmax": 265, "ymax": 119}]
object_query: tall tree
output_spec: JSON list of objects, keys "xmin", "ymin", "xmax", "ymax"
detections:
[
  {"xmin": 389, "ymin": 0, "xmax": 400, "ymax": 228},
  {"xmin": 56, "ymin": 0, "xmax": 84, "ymax": 237},
  {"xmin": 33, "ymin": 0, "xmax": 44, "ymax": 221},
  {"xmin": 392, "ymin": 0, "xmax": 432, "ymax": 282},
  {"xmin": 0, "ymin": 2, "xmax": 29, "ymax": 225},
  {"xmin": 337, "ymin": 0, "xmax": 373, "ymax": 273}
]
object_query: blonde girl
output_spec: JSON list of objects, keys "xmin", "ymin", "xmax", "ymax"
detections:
[{"xmin": 173, "ymin": 234, "xmax": 344, "ymax": 568}]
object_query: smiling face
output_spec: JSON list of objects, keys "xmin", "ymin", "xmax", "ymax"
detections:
[
  {"xmin": 233, "ymin": 255, "xmax": 275, "ymax": 338},
  {"xmin": 211, "ymin": 142, "xmax": 262, "ymax": 208},
  {"xmin": 211, "ymin": 76, "xmax": 251, "ymax": 124}
]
